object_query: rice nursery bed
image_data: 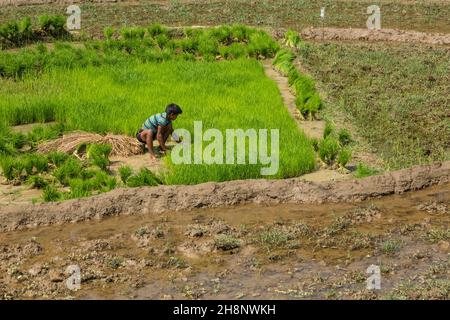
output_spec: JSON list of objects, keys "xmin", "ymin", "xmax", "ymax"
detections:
[{"xmin": 0, "ymin": 24, "xmax": 318, "ymax": 201}]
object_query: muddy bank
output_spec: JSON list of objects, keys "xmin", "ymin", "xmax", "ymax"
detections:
[
  {"xmin": 0, "ymin": 161, "xmax": 449, "ymax": 233},
  {"xmin": 301, "ymin": 28, "xmax": 450, "ymax": 46},
  {"xmin": 0, "ymin": 183, "xmax": 448, "ymax": 300}
]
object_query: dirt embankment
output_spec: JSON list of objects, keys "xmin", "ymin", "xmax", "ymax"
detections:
[
  {"xmin": 301, "ymin": 28, "xmax": 450, "ymax": 46},
  {"xmin": 0, "ymin": 161, "xmax": 449, "ymax": 233}
]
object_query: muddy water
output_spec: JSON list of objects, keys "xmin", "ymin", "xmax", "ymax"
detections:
[{"xmin": 0, "ymin": 184, "xmax": 448, "ymax": 299}]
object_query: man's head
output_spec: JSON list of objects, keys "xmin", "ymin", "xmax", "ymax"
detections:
[{"xmin": 166, "ymin": 103, "xmax": 183, "ymax": 121}]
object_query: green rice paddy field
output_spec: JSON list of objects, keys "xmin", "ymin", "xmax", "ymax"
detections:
[{"xmin": 0, "ymin": 57, "xmax": 315, "ymax": 185}]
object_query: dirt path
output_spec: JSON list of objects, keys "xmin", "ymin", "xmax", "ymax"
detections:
[
  {"xmin": 301, "ymin": 28, "xmax": 450, "ymax": 46},
  {"xmin": 263, "ymin": 60, "xmax": 327, "ymax": 141},
  {"xmin": 1, "ymin": 161, "xmax": 449, "ymax": 233}
]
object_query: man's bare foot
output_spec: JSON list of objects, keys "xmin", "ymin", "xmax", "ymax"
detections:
[{"xmin": 149, "ymin": 153, "xmax": 157, "ymax": 161}]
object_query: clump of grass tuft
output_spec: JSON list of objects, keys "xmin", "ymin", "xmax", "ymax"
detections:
[
  {"xmin": 87, "ymin": 143, "xmax": 112, "ymax": 171},
  {"xmin": 126, "ymin": 168, "xmax": 161, "ymax": 187},
  {"xmin": 118, "ymin": 165, "xmax": 133, "ymax": 184},
  {"xmin": 337, "ymin": 148, "xmax": 352, "ymax": 167},
  {"xmin": 259, "ymin": 228, "xmax": 289, "ymax": 248},
  {"xmin": 380, "ymin": 239, "xmax": 402, "ymax": 255},
  {"xmin": 43, "ymin": 185, "xmax": 62, "ymax": 202},
  {"xmin": 338, "ymin": 128, "xmax": 352, "ymax": 146},
  {"xmin": 47, "ymin": 151, "xmax": 69, "ymax": 167},
  {"xmin": 283, "ymin": 29, "xmax": 302, "ymax": 48},
  {"xmin": 354, "ymin": 163, "xmax": 379, "ymax": 178},
  {"xmin": 214, "ymin": 234, "xmax": 241, "ymax": 251},
  {"xmin": 53, "ymin": 157, "xmax": 83, "ymax": 185},
  {"xmin": 0, "ymin": 156, "xmax": 15, "ymax": 180},
  {"xmin": 27, "ymin": 175, "xmax": 49, "ymax": 189},
  {"xmin": 319, "ymin": 136, "xmax": 340, "ymax": 165}
]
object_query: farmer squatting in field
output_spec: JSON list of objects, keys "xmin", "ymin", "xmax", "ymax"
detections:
[{"xmin": 136, "ymin": 103, "xmax": 183, "ymax": 160}]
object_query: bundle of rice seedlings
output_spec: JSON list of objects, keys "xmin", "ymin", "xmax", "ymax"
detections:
[{"xmin": 283, "ymin": 29, "xmax": 301, "ymax": 48}]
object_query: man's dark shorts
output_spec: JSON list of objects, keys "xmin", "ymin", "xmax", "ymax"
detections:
[{"xmin": 136, "ymin": 129, "xmax": 156, "ymax": 144}]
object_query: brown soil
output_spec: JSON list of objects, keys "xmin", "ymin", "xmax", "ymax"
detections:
[
  {"xmin": 0, "ymin": 161, "xmax": 448, "ymax": 233},
  {"xmin": 0, "ymin": 182, "xmax": 448, "ymax": 300},
  {"xmin": 301, "ymin": 28, "xmax": 450, "ymax": 46}
]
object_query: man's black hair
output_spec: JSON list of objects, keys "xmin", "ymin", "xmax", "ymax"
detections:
[{"xmin": 166, "ymin": 103, "xmax": 183, "ymax": 116}]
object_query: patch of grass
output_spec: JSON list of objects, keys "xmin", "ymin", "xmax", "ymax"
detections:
[
  {"xmin": 319, "ymin": 136, "xmax": 340, "ymax": 165},
  {"xmin": 379, "ymin": 239, "xmax": 402, "ymax": 255},
  {"xmin": 118, "ymin": 165, "xmax": 133, "ymax": 184},
  {"xmin": 27, "ymin": 175, "xmax": 49, "ymax": 189},
  {"xmin": 337, "ymin": 148, "xmax": 352, "ymax": 167},
  {"xmin": 42, "ymin": 185, "xmax": 62, "ymax": 202},
  {"xmin": 53, "ymin": 157, "xmax": 83, "ymax": 185},
  {"xmin": 354, "ymin": 163, "xmax": 379, "ymax": 179},
  {"xmin": 47, "ymin": 151, "xmax": 69, "ymax": 167},
  {"xmin": 214, "ymin": 234, "xmax": 241, "ymax": 251},
  {"xmin": 426, "ymin": 228, "xmax": 450, "ymax": 244},
  {"xmin": 259, "ymin": 228, "xmax": 289, "ymax": 248},
  {"xmin": 87, "ymin": 143, "xmax": 112, "ymax": 171},
  {"xmin": 0, "ymin": 156, "xmax": 15, "ymax": 180},
  {"xmin": 338, "ymin": 128, "xmax": 352, "ymax": 146},
  {"xmin": 1, "ymin": 58, "xmax": 316, "ymax": 185},
  {"xmin": 299, "ymin": 41, "xmax": 449, "ymax": 169},
  {"xmin": 126, "ymin": 168, "xmax": 161, "ymax": 188}
]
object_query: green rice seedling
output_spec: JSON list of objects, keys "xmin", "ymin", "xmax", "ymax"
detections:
[
  {"xmin": 310, "ymin": 137, "xmax": 320, "ymax": 152},
  {"xmin": 323, "ymin": 122, "xmax": 334, "ymax": 139},
  {"xmin": 126, "ymin": 168, "xmax": 161, "ymax": 188},
  {"xmin": 337, "ymin": 148, "xmax": 352, "ymax": 167},
  {"xmin": 0, "ymin": 156, "xmax": 15, "ymax": 181},
  {"xmin": 301, "ymin": 92, "xmax": 323, "ymax": 120},
  {"xmin": 354, "ymin": 163, "xmax": 379, "ymax": 178},
  {"xmin": 338, "ymin": 128, "xmax": 352, "ymax": 146},
  {"xmin": 120, "ymin": 27, "xmax": 146, "ymax": 40},
  {"xmin": 53, "ymin": 157, "xmax": 83, "ymax": 185},
  {"xmin": 27, "ymin": 123, "xmax": 64, "ymax": 145},
  {"xmin": 273, "ymin": 49, "xmax": 296, "ymax": 76},
  {"xmin": 119, "ymin": 165, "xmax": 133, "ymax": 184},
  {"xmin": 209, "ymin": 25, "xmax": 232, "ymax": 45},
  {"xmin": 38, "ymin": 15, "xmax": 67, "ymax": 38},
  {"xmin": 230, "ymin": 24, "xmax": 252, "ymax": 42},
  {"xmin": 67, "ymin": 178, "xmax": 93, "ymax": 198},
  {"xmin": 2, "ymin": 59, "xmax": 316, "ymax": 184},
  {"xmin": 47, "ymin": 151, "xmax": 69, "ymax": 167},
  {"xmin": 0, "ymin": 128, "xmax": 26, "ymax": 156},
  {"xmin": 283, "ymin": 29, "xmax": 302, "ymax": 48},
  {"xmin": 0, "ymin": 20, "xmax": 20, "ymax": 47},
  {"xmin": 43, "ymin": 185, "xmax": 62, "ymax": 202},
  {"xmin": 197, "ymin": 35, "xmax": 219, "ymax": 57},
  {"xmin": 86, "ymin": 170, "xmax": 116, "ymax": 193},
  {"xmin": 20, "ymin": 156, "xmax": 34, "ymax": 176},
  {"xmin": 103, "ymin": 27, "xmax": 115, "ymax": 40},
  {"xmin": 319, "ymin": 136, "xmax": 340, "ymax": 165},
  {"xmin": 27, "ymin": 175, "xmax": 49, "ymax": 189},
  {"xmin": 87, "ymin": 144, "xmax": 112, "ymax": 171},
  {"xmin": 287, "ymin": 67, "xmax": 300, "ymax": 85},
  {"xmin": 21, "ymin": 154, "xmax": 49, "ymax": 175},
  {"xmin": 247, "ymin": 31, "xmax": 279, "ymax": 58},
  {"xmin": 219, "ymin": 43, "xmax": 247, "ymax": 60},
  {"xmin": 155, "ymin": 33, "xmax": 170, "ymax": 48},
  {"xmin": 147, "ymin": 24, "xmax": 168, "ymax": 38}
]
